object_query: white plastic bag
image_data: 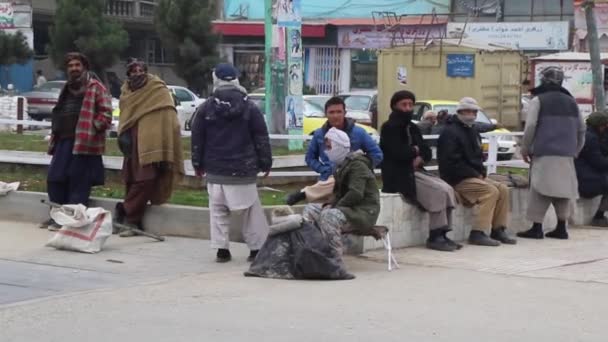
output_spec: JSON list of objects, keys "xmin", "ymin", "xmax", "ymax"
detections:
[
  {"xmin": 46, "ymin": 204, "xmax": 112, "ymax": 254},
  {"xmin": 0, "ymin": 182, "xmax": 19, "ymax": 196}
]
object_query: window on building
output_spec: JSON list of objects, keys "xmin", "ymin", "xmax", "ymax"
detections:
[
  {"xmin": 350, "ymin": 50, "xmax": 377, "ymax": 90},
  {"xmin": 452, "ymin": 0, "xmax": 573, "ymax": 21},
  {"xmin": 233, "ymin": 48, "xmax": 265, "ymax": 91},
  {"xmin": 504, "ymin": 0, "xmax": 532, "ymax": 19}
]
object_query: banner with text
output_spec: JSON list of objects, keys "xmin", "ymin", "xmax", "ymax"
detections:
[{"xmin": 447, "ymin": 21, "xmax": 569, "ymax": 51}]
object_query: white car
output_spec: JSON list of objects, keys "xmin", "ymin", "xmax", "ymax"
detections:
[{"xmin": 168, "ymin": 86, "xmax": 205, "ymax": 130}]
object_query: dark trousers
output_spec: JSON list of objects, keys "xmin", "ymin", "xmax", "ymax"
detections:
[
  {"xmin": 47, "ymin": 138, "xmax": 104, "ymax": 206},
  {"xmin": 47, "ymin": 179, "xmax": 93, "ymax": 206},
  {"xmin": 123, "ymin": 180, "xmax": 157, "ymax": 224}
]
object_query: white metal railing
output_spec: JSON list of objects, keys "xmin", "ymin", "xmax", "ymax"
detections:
[{"xmin": 0, "ymin": 117, "xmax": 527, "ymax": 177}]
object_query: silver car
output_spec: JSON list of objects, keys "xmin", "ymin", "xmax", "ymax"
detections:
[{"xmin": 21, "ymin": 81, "xmax": 66, "ymax": 121}]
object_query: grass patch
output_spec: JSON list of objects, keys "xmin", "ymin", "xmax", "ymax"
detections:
[
  {"xmin": 0, "ymin": 164, "xmax": 301, "ymax": 207},
  {"xmin": 497, "ymin": 167, "xmax": 529, "ymax": 178},
  {"xmin": 0, "ymin": 133, "xmax": 304, "ymax": 157}
]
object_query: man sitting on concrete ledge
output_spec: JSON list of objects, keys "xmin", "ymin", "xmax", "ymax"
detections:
[
  {"xmin": 302, "ymin": 128, "xmax": 380, "ymax": 266},
  {"xmin": 437, "ymin": 97, "xmax": 517, "ymax": 247},
  {"xmin": 284, "ymin": 97, "xmax": 382, "ymax": 206},
  {"xmin": 575, "ymin": 112, "xmax": 608, "ymax": 227},
  {"xmin": 380, "ymin": 90, "xmax": 460, "ymax": 252}
]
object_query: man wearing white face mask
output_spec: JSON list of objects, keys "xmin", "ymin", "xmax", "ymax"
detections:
[
  {"xmin": 302, "ymin": 127, "xmax": 380, "ymax": 260},
  {"xmin": 437, "ymin": 97, "xmax": 517, "ymax": 247}
]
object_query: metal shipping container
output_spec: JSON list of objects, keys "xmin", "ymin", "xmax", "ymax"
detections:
[{"xmin": 377, "ymin": 39, "xmax": 524, "ymax": 128}]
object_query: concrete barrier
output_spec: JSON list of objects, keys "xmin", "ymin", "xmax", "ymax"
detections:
[{"xmin": 1, "ymin": 189, "xmax": 602, "ymax": 254}]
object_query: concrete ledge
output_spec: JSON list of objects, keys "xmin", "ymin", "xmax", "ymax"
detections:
[
  {"xmin": 2, "ymin": 190, "xmax": 603, "ymax": 254},
  {"xmin": 0, "ymin": 191, "xmax": 303, "ymax": 243}
]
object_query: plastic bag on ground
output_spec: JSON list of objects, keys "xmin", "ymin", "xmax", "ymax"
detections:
[
  {"xmin": 46, "ymin": 205, "xmax": 112, "ymax": 254},
  {"xmin": 0, "ymin": 182, "xmax": 19, "ymax": 196},
  {"xmin": 245, "ymin": 221, "xmax": 353, "ymax": 280}
]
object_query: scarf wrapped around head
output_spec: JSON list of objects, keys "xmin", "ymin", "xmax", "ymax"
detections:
[
  {"xmin": 586, "ymin": 111, "xmax": 608, "ymax": 129},
  {"xmin": 325, "ymin": 127, "xmax": 351, "ymax": 165},
  {"xmin": 126, "ymin": 58, "xmax": 149, "ymax": 91}
]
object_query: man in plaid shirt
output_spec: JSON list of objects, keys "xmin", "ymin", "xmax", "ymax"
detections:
[{"xmin": 40, "ymin": 52, "xmax": 113, "ymax": 230}]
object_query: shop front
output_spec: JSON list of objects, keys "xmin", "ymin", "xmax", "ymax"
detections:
[{"xmin": 334, "ymin": 17, "xmax": 448, "ymax": 92}]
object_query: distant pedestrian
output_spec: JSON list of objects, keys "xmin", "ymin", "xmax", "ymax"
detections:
[
  {"xmin": 437, "ymin": 97, "xmax": 517, "ymax": 247},
  {"xmin": 518, "ymin": 67, "xmax": 586, "ymax": 240},
  {"xmin": 114, "ymin": 58, "xmax": 184, "ymax": 237},
  {"xmin": 416, "ymin": 110, "xmax": 437, "ymax": 135},
  {"xmin": 36, "ymin": 70, "xmax": 47, "ymax": 87},
  {"xmin": 191, "ymin": 63, "xmax": 273, "ymax": 263},
  {"xmin": 40, "ymin": 52, "xmax": 112, "ymax": 230}
]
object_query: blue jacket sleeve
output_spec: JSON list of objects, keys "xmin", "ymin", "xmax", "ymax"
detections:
[
  {"xmin": 248, "ymin": 104, "xmax": 273, "ymax": 172},
  {"xmin": 190, "ymin": 104, "xmax": 207, "ymax": 171},
  {"xmin": 360, "ymin": 130, "xmax": 383, "ymax": 168},
  {"xmin": 305, "ymin": 129, "xmax": 332, "ymax": 179}
]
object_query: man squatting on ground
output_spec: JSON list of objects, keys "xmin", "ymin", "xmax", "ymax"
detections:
[
  {"xmin": 41, "ymin": 52, "xmax": 112, "ymax": 230},
  {"xmin": 191, "ymin": 63, "xmax": 273, "ymax": 263},
  {"xmin": 302, "ymin": 128, "xmax": 381, "ymax": 270}
]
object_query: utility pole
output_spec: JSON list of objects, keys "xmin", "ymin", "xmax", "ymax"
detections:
[
  {"xmin": 264, "ymin": 0, "xmax": 273, "ymax": 130},
  {"xmin": 583, "ymin": 0, "xmax": 606, "ymax": 111}
]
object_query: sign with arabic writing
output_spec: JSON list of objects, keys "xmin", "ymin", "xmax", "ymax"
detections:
[
  {"xmin": 0, "ymin": 3, "xmax": 14, "ymax": 29},
  {"xmin": 447, "ymin": 22, "xmax": 569, "ymax": 51},
  {"xmin": 447, "ymin": 54, "xmax": 475, "ymax": 78},
  {"xmin": 338, "ymin": 25, "xmax": 446, "ymax": 49}
]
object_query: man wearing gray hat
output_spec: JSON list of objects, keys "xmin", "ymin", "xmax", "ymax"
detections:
[
  {"xmin": 518, "ymin": 66, "xmax": 586, "ymax": 240},
  {"xmin": 437, "ymin": 97, "xmax": 517, "ymax": 247}
]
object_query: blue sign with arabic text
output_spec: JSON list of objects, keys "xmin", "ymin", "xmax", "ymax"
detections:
[{"xmin": 447, "ymin": 54, "xmax": 475, "ymax": 78}]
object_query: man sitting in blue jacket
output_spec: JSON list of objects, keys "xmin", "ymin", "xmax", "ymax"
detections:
[
  {"xmin": 575, "ymin": 112, "xmax": 608, "ymax": 227},
  {"xmin": 285, "ymin": 96, "xmax": 383, "ymax": 205}
]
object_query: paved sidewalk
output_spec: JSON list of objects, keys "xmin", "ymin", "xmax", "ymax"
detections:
[{"xmin": 2, "ymin": 221, "xmax": 608, "ymax": 342}]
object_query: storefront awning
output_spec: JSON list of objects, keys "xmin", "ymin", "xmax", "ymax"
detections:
[{"xmin": 213, "ymin": 20, "xmax": 326, "ymax": 38}]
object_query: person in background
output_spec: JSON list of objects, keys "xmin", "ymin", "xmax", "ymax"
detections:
[
  {"xmin": 191, "ymin": 63, "xmax": 272, "ymax": 263},
  {"xmin": 381, "ymin": 91, "xmax": 460, "ymax": 252},
  {"xmin": 518, "ymin": 67, "xmax": 586, "ymax": 240},
  {"xmin": 302, "ymin": 127, "xmax": 380, "ymax": 275},
  {"xmin": 575, "ymin": 112, "xmax": 608, "ymax": 227},
  {"xmin": 437, "ymin": 97, "xmax": 517, "ymax": 247},
  {"xmin": 285, "ymin": 97, "xmax": 383, "ymax": 206},
  {"xmin": 36, "ymin": 70, "xmax": 47, "ymax": 87},
  {"xmin": 40, "ymin": 53, "xmax": 112, "ymax": 230},
  {"xmin": 114, "ymin": 58, "xmax": 184, "ymax": 237},
  {"xmin": 416, "ymin": 110, "xmax": 437, "ymax": 135}
]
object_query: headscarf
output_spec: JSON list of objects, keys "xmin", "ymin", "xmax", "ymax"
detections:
[
  {"xmin": 586, "ymin": 111, "xmax": 608, "ymax": 129},
  {"xmin": 325, "ymin": 127, "xmax": 351, "ymax": 165},
  {"xmin": 126, "ymin": 58, "xmax": 149, "ymax": 91}
]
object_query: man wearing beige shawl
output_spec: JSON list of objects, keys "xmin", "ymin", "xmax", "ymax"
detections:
[{"xmin": 115, "ymin": 58, "xmax": 184, "ymax": 237}]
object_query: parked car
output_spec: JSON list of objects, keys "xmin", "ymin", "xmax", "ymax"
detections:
[
  {"xmin": 304, "ymin": 95, "xmax": 331, "ymax": 109},
  {"xmin": 22, "ymin": 81, "xmax": 66, "ymax": 120},
  {"xmin": 414, "ymin": 100, "xmax": 517, "ymax": 160},
  {"xmin": 168, "ymin": 85, "xmax": 205, "ymax": 130},
  {"xmin": 338, "ymin": 90, "xmax": 378, "ymax": 127}
]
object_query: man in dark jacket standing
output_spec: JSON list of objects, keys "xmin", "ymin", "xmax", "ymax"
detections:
[
  {"xmin": 381, "ymin": 91, "xmax": 459, "ymax": 252},
  {"xmin": 575, "ymin": 112, "xmax": 608, "ymax": 227},
  {"xmin": 518, "ymin": 67, "xmax": 586, "ymax": 240},
  {"xmin": 191, "ymin": 63, "xmax": 273, "ymax": 263},
  {"xmin": 437, "ymin": 97, "xmax": 516, "ymax": 247},
  {"xmin": 303, "ymin": 128, "xmax": 380, "ymax": 269},
  {"xmin": 285, "ymin": 97, "xmax": 382, "ymax": 205},
  {"xmin": 41, "ymin": 53, "xmax": 112, "ymax": 230}
]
